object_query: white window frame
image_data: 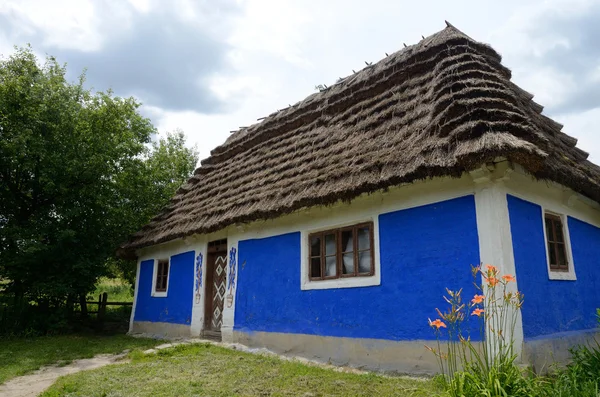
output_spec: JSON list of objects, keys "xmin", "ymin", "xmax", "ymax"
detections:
[
  {"xmin": 301, "ymin": 217, "xmax": 381, "ymax": 290},
  {"xmin": 152, "ymin": 258, "xmax": 171, "ymax": 297},
  {"xmin": 542, "ymin": 210, "xmax": 577, "ymax": 281}
]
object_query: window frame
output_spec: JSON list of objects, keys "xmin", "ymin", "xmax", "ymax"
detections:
[
  {"xmin": 152, "ymin": 258, "xmax": 170, "ymax": 297},
  {"xmin": 542, "ymin": 211, "xmax": 576, "ymax": 281},
  {"xmin": 308, "ymin": 222, "xmax": 375, "ymax": 281},
  {"xmin": 302, "ymin": 218, "xmax": 380, "ymax": 290}
]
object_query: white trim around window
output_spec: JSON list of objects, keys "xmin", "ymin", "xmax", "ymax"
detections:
[
  {"xmin": 301, "ymin": 216, "xmax": 381, "ymax": 290},
  {"xmin": 541, "ymin": 210, "xmax": 577, "ymax": 281},
  {"xmin": 151, "ymin": 258, "xmax": 171, "ymax": 297}
]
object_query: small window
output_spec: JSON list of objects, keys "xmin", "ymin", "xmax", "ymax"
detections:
[
  {"xmin": 544, "ymin": 213, "xmax": 569, "ymax": 272},
  {"xmin": 309, "ymin": 222, "xmax": 374, "ymax": 280},
  {"xmin": 155, "ymin": 260, "xmax": 169, "ymax": 292}
]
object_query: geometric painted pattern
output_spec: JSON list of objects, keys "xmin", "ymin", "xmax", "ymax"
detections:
[
  {"xmin": 195, "ymin": 253, "xmax": 203, "ymax": 304},
  {"xmin": 210, "ymin": 254, "xmax": 227, "ymax": 330},
  {"xmin": 228, "ymin": 247, "xmax": 237, "ymax": 291}
]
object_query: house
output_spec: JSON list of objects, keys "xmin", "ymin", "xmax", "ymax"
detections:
[{"xmin": 118, "ymin": 23, "xmax": 600, "ymax": 374}]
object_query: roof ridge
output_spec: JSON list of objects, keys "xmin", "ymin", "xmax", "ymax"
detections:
[
  {"xmin": 117, "ymin": 23, "xmax": 600, "ymax": 258},
  {"xmin": 199, "ymin": 24, "xmax": 500, "ymax": 168}
]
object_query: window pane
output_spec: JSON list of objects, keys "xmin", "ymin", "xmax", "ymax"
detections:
[
  {"xmin": 545, "ymin": 217, "xmax": 554, "ymax": 242},
  {"xmin": 325, "ymin": 256, "xmax": 336, "ymax": 277},
  {"xmin": 555, "ymin": 221, "xmax": 565, "ymax": 243},
  {"xmin": 358, "ymin": 227, "xmax": 370, "ymax": 250},
  {"xmin": 557, "ymin": 243, "xmax": 567, "ymax": 267},
  {"xmin": 341, "ymin": 230, "xmax": 354, "ymax": 253},
  {"xmin": 310, "ymin": 236, "xmax": 321, "ymax": 257},
  {"xmin": 342, "ymin": 253, "xmax": 354, "ymax": 274},
  {"xmin": 310, "ymin": 257, "xmax": 321, "ymax": 278},
  {"xmin": 358, "ymin": 251, "xmax": 372, "ymax": 273},
  {"xmin": 325, "ymin": 234, "xmax": 336, "ymax": 256},
  {"xmin": 548, "ymin": 242, "xmax": 557, "ymax": 266}
]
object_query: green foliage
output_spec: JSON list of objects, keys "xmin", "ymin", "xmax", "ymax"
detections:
[
  {"xmin": 429, "ymin": 278, "xmax": 600, "ymax": 397},
  {"xmin": 91, "ymin": 277, "xmax": 133, "ymax": 303},
  {"xmin": 535, "ymin": 342, "xmax": 600, "ymax": 397},
  {"xmin": 0, "ymin": 46, "xmax": 198, "ymax": 334},
  {"xmin": 426, "ymin": 265, "xmax": 537, "ymax": 397},
  {"xmin": 446, "ymin": 359, "xmax": 537, "ymax": 397}
]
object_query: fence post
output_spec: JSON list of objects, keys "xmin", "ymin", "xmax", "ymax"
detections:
[
  {"xmin": 99, "ymin": 293, "xmax": 108, "ymax": 321},
  {"xmin": 79, "ymin": 294, "xmax": 88, "ymax": 319}
]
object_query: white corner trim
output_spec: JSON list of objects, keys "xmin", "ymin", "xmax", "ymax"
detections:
[
  {"xmin": 129, "ymin": 259, "xmax": 141, "ymax": 333},
  {"xmin": 474, "ymin": 180, "xmax": 524, "ymax": 359},
  {"xmin": 541, "ymin": 211, "xmax": 577, "ymax": 281},
  {"xmin": 300, "ymin": 216, "xmax": 381, "ymax": 290},
  {"xmin": 151, "ymin": 258, "xmax": 170, "ymax": 298}
]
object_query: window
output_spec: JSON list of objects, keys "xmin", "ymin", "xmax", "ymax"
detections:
[
  {"xmin": 155, "ymin": 259, "xmax": 169, "ymax": 292},
  {"xmin": 309, "ymin": 222, "xmax": 374, "ymax": 280},
  {"xmin": 544, "ymin": 212, "xmax": 569, "ymax": 272}
]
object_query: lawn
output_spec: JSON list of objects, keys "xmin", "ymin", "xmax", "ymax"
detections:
[
  {"xmin": 91, "ymin": 277, "xmax": 134, "ymax": 303},
  {"xmin": 0, "ymin": 334, "xmax": 159, "ymax": 384},
  {"xmin": 42, "ymin": 343, "xmax": 442, "ymax": 397}
]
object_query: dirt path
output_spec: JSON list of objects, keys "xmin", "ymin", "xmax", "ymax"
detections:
[{"xmin": 0, "ymin": 352, "xmax": 129, "ymax": 397}]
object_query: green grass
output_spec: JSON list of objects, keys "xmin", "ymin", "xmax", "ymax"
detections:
[
  {"xmin": 90, "ymin": 277, "xmax": 133, "ymax": 303},
  {"xmin": 0, "ymin": 334, "xmax": 159, "ymax": 385},
  {"xmin": 42, "ymin": 343, "xmax": 443, "ymax": 397},
  {"xmin": 88, "ymin": 277, "xmax": 135, "ymax": 325}
]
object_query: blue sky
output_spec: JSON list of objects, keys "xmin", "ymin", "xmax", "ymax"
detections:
[{"xmin": 1, "ymin": 0, "xmax": 598, "ymax": 163}]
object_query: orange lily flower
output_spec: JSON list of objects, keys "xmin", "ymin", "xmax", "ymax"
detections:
[
  {"xmin": 487, "ymin": 277, "xmax": 499, "ymax": 287},
  {"xmin": 502, "ymin": 274, "xmax": 516, "ymax": 283},
  {"xmin": 471, "ymin": 294, "xmax": 485, "ymax": 305},
  {"xmin": 486, "ymin": 264, "xmax": 498, "ymax": 275},
  {"xmin": 472, "ymin": 308, "xmax": 485, "ymax": 317},
  {"xmin": 430, "ymin": 319, "xmax": 447, "ymax": 329}
]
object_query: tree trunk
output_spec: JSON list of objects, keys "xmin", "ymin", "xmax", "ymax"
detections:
[{"xmin": 79, "ymin": 294, "xmax": 88, "ymax": 318}]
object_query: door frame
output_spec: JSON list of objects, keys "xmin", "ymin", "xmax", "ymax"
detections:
[{"xmin": 203, "ymin": 239, "xmax": 228, "ymax": 335}]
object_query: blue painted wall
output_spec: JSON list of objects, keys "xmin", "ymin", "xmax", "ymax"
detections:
[
  {"xmin": 234, "ymin": 195, "xmax": 482, "ymax": 341},
  {"xmin": 134, "ymin": 250, "xmax": 195, "ymax": 325},
  {"xmin": 507, "ymin": 195, "xmax": 600, "ymax": 339}
]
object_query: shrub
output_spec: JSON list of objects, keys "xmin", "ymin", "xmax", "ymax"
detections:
[
  {"xmin": 536, "ymin": 341, "xmax": 600, "ymax": 397},
  {"xmin": 426, "ymin": 264, "xmax": 536, "ymax": 397}
]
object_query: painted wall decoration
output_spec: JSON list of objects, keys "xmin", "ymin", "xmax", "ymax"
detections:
[
  {"xmin": 507, "ymin": 195, "xmax": 600, "ymax": 339},
  {"xmin": 227, "ymin": 247, "xmax": 237, "ymax": 308},
  {"xmin": 195, "ymin": 252, "xmax": 203, "ymax": 304},
  {"xmin": 234, "ymin": 195, "xmax": 482, "ymax": 341},
  {"xmin": 134, "ymin": 251, "xmax": 195, "ymax": 325}
]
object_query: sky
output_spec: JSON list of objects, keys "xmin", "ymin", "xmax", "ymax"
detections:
[{"xmin": 0, "ymin": 0, "xmax": 599, "ymax": 164}]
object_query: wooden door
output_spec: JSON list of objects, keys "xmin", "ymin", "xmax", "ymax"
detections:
[{"xmin": 204, "ymin": 239, "xmax": 227, "ymax": 338}]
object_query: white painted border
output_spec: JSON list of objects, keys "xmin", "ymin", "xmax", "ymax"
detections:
[
  {"xmin": 472, "ymin": 172, "xmax": 524, "ymax": 359},
  {"xmin": 300, "ymin": 216, "xmax": 381, "ymax": 290},
  {"xmin": 128, "ymin": 259, "xmax": 142, "ymax": 333},
  {"xmin": 190, "ymin": 243, "xmax": 208, "ymax": 337},
  {"xmin": 222, "ymin": 236, "xmax": 239, "ymax": 342},
  {"xmin": 541, "ymin": 211, "xmax": 577, "ymax": 281},
  {"xmin": 151, "ymin": 258, "xmax": 170, "ymax": 298}
]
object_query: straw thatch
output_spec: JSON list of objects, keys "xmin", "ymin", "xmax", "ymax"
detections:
[{"xmin": 117, "ymin": 24, "xmax": 600, "ymax": 259}]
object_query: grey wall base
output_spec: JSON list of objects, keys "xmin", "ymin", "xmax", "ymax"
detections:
[
  {"xmin": 129, "ymin": 325, "xmax": 598, "ymax": 375},
  {"xmin": 523, "ymin": 329, "xmax": 600, "ymax": 373},
  {"xmin": 130, "ymin": 321, "xmax": 191, "ymax": 338},
  {"xmin": 234, "ymin": 330, "xmax": 442, "ymax": 375}
]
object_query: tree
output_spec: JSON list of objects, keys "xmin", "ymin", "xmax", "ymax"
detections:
[{"xmin": 0, "ymin": 46, "xmax": 198, "ymax": 332}]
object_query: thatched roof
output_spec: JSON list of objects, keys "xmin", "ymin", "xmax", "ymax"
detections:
[{"xmin": 118, "ymin": 23, "xmax": 600, "ymax": 259}]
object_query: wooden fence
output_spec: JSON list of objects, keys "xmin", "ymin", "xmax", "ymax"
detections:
[{"xmin": 85, "ymin": 292, "xmax": 133, "ymax": 324}]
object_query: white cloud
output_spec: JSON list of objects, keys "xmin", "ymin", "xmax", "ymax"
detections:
[
  {"xmin": 1, "ymin": 0, "xmax": 599, "ymax": 168},
  {"xmin": 555, "ymin": 108, "xmax": 600, "ymax": 163},
  {"xmin": 0, "ymin": 0, "xmax": 102, "ymax": 51}
]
